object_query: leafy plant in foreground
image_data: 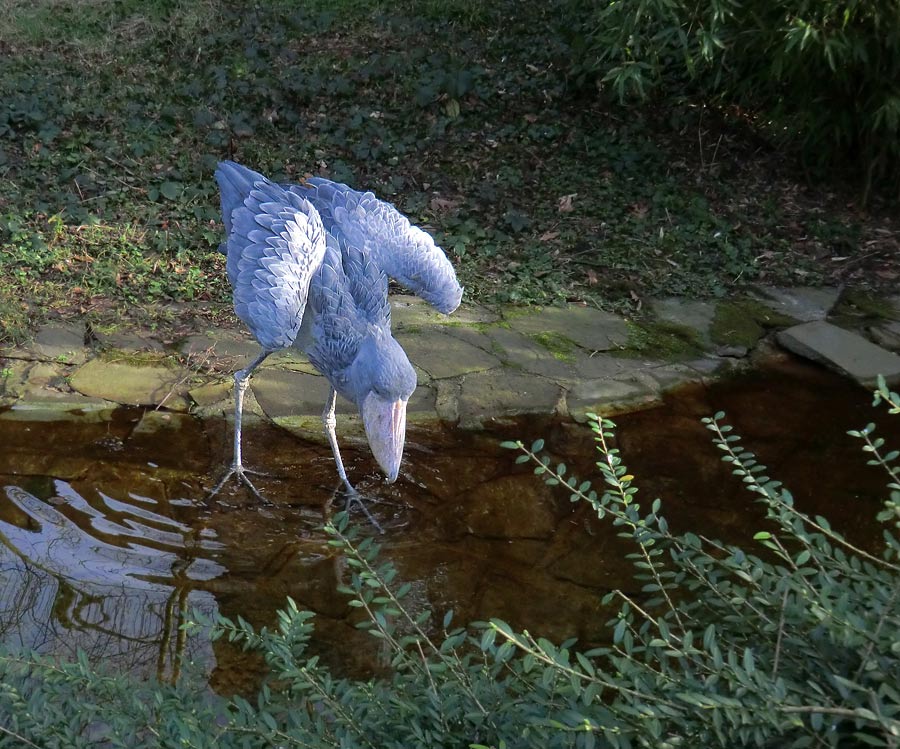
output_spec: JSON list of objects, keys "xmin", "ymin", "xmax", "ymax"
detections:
[{"xmin": 0, "ymin": 378, "xmax": 898, "ymax": 747}]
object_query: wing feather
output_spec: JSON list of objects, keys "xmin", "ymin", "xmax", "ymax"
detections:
[
  {"xmin": 289, "ymin": 178, "xmax": 463, "ymax": 314},
  {"xmin": 216, "ymin": 161, "xmax": 326, "ymax": 351}
]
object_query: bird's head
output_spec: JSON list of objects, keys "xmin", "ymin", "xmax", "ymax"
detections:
[{"xmin": 348, "ymin": 329, "xmax": 416, "ymax": 483}]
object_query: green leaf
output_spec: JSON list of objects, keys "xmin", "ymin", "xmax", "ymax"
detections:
[{"xmin": 159, "ymin": 181, "xmax": 182, "ymax": 200}]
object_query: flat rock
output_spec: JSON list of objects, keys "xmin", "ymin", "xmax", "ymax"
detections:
[
  {"xmin": 179, "ymin": 331, "xmax": 261, "ymax": 362},
  {"xmin": 254, "ymin": 368, "xmax": 438, "ymax": 442},
  {"xmin": 505, "ymin": 306, "xmax": 630, "ymax": 352},
  {"xmin": 395, "ymin": 329, "xmax": 500, "ymax": 379},
  {"xmin": 869, "ymin": 321, "xmax": 900, "ymax": 352},
  {"xmin": 2, "ymin": 323, "xmax": 88, "ymax": 365},
  {"xmin": 188, "ymin": 380, "xmax": 233, "ymax": 408},
  {"xmin": 650, "ymin": 298, "xmax": 717, "ymax": 345},
  {"xmin": 69, "ymin": 359, "xmax": 192, "ymax": 410},
  {"xmin": 484, "ymin": 327, "xmax": 577, "ymax": 380},
  {"xmin": 0, "ymin": 396, "xmax": 117, "ymax": 422},
  {"xmin": 777, "ymin": 321, "xmax": 900, "ymax": 387},
  {"xmin": 566, "ymin": 376, "xmax": 660, "ymax": 422},
  {"xmin": 92, "ymin": 330, "xmax": 165, "ymax": 352},
  {"xmin": 251, "ymin": 369, "xmax": 336, "ymax": 420},
  {"xmin": 390, "ymin": 294, "xmax": 499, "ymax": 329},
  {"xmin": 751, "ymin": 286, "xmax": 841, "ymax": 322},
  {"xmin": 457, "ymin": 370, "xmax": 562, "ymax": 429}
]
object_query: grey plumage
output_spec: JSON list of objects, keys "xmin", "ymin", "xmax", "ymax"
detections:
[{"xmin": 209, "ymin": 161, "xmax": 462, "ymax": 499}]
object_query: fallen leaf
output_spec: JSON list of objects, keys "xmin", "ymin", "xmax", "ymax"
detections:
[
  {"xmin": 430, "ymin": 196, "xmax": 459, "ymax": 213},
  {"xmin": 540, "ymin": 230, "xmax": 560, "ymax": 242},
  {"xmin": 558, "ymin": 193, "xmax": 577, "ymax": 212}
]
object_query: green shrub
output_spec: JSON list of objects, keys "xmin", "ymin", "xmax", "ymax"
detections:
[
  {"xmin": 575, "ymin": 0, "xmax": 900, "ymax": 199},
  {"xmin": 0, "ymin": 377, "xmax": 898, "ymax": 748}
]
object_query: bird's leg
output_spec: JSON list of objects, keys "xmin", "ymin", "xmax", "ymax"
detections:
[
  {"xmin": 322, "ymin": 387, "xmax": 355, "ymax": 494},
  {"xmin": 322, "ymin": 388, "xmax": 384, "ymax": 533},
  {"xmin": 208, "ymin": 349, "xmax": 272, "ymax": 501}
]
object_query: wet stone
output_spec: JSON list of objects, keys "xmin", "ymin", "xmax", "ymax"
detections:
[
  {"xmin": 93, "ymin": 330, "xmax": 166, "ymax": 352},
  {"xmin": 20, "ymin": 361, "xmax": 69, "ymax": 397},
  {"xmin": 566, "ymin": 376, "xmax": 660, "ymax": 422},
  {"xmin": 188, "ymin": 380, "xmax": 233, "ymax": 410},
  {"xmin": 777, "ymin": 321, "xmax": 900, "ymax": 387},
  {"xmin": 68, "ymin": 359, "xmax": 192, "ymax": 410},
  {"xmin": 869, "ymin": 321, "xmax": 900, "ymax": 352},
  {"xmin": 251, "ymin": 369, "xmax": 334, "ymax": 420}
]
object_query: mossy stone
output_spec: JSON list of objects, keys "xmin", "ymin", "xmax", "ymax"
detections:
[
  {"xmin": 709, "ymin": 301, "xmax": 797, "ymax": 348},
  {"xmin": 615, "ymin": 321, "xmax": 704, "ymax": 360}
]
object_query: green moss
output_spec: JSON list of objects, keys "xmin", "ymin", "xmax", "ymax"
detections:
[
  {"xmin": 529, "ymin": 331, "xmax": 578, "ymax": 363},
  {"xmin": 98, "ymin": 349, "xmax": 180, "ymax": 368},
  {"xmin": 614, "ymin": 320, "xmax": 704, "ymax": 360},
  {"xmin": 834, "ymin": 290, "xmax": 900, "ymax": 321},
  {"xmin": 709, "ymin": 301, "xmax": 797, "ymax": 347}
]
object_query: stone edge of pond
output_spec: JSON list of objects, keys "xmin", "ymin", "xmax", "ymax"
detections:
[{"xmin": 1, "ymin": 288, "xmax": 898, "ymax": 430}]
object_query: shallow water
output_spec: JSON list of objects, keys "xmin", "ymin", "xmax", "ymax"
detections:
[{"xmin": 0, "ymin": 356, "xmax": 896, "ymax": 690}]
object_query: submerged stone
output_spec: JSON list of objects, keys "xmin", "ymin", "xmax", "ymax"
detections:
[{"xmin": 460, "ymin": 474, "xmax": 560, "ymax": 539}]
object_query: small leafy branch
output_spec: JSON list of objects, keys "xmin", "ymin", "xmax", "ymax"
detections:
[{"xmin": 497, "ymin": 375, "xmax": 900, "ymax": 748}]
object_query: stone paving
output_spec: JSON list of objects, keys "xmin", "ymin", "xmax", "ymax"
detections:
[{"xmin": 1, "ymin": 288, "xmax": 899, "ymax": 437}]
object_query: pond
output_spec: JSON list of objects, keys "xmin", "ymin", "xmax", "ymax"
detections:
[{"xmin": 0, "ymin": 355, "xmax": 896, "ymax": 693}]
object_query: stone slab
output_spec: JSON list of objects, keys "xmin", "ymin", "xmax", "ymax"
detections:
[
  {"xmin": 395, "ymin": 328, "xmax": 501, "ymax": 379},
  {"xmin": 0, "ymin": 324, "xmax": 88, "ymax": 365},
  {"xmin": 251, "ymin": 369, "xmax": 337, "ymax": 420},
  {"xmin": 457, "ymin": 370, "xmax": 562, "ymax": 429},
  {"xmin": 68, "ymin": 359, "xmax": 192, "ymax": 410},
  {"xmin": 484, "ymin": 327, "xmax": 577, "ymax": 380},
  {"xmin": 777, "ymin": 321, "xmax": 900, "ymax": 387},
  {"xmin": 566, "ymin": 376, "xmax": 661, "ymax": 422},
  {"xmin": 505, "ymin": 305, "xmax": 630, "ymax": 352},
  {"xmin": 869, "ymin": 321, "xmax": 900, "ymax": 352},
  {"xmin": 390, "ymin": 295, "xmax": 500, "ymax": 329},
  {"xmin": 650, "ymin": 298, "xmax": 717, "ymax": 345},
  {"xmin": 0, "ymin": 396, "xmax": 118, "ymax": 422}
]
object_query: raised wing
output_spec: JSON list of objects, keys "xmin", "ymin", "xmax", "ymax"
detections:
[
  {"xmin": 290, "ymin": 178, "xmax": 463, "ymax": 315},
  {"xmin": 216, "ymin": 161, "xmax": 326, "ymax": 351}
]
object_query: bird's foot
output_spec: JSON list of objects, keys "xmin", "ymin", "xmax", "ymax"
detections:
[
  {"xmin": 207, "ymin": 464, "xmax": 273, "ymax": 505},
  {"xmin": 330, "ymin": 483, "xmax": 384, "ymax": 534}
]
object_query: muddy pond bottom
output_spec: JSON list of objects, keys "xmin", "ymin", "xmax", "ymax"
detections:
[{"xmin": 0, "ymin": 356, "xmax": 896, "ymax": 691}]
